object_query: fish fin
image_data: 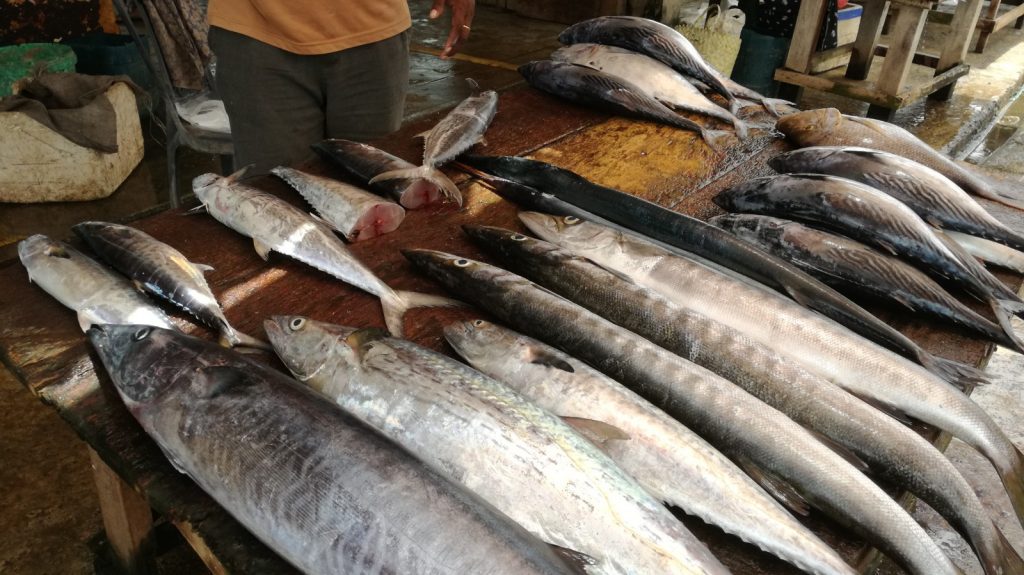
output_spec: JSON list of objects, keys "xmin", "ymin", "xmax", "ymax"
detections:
[
  {"xmin": 761, "ymin": 98, "xmax": 795, "ymax": 117},
  {"xmin": 735, "ymin": 455, "xmax": 811, "ymax": 516},
  {"xmin": 369, "ymin": 166, "xmax": 463, "ymax": 207},
  {"xmin": 1002, "ymin": 444, "xmax": 1024, "ymax": 532},
  {"xmin": 731, "ymin": 118, "xmax": 750, "ymax": 141},
  {"xmin": 991, "ymin": 303, "xmax": 1024, "ymax": 354},
  {"xmin": 414, "ymin": 130, "xmax": 432, "ymax": 139},
  {"xmin": 477, "ymin": 135, "xmax": 488, "ymax": 147},
  {"xmin": 997, "ymin": 298, "xmax": 1024, "ymax": 319},
  {"xmin": 344, "ymin": 327, "xmax": 391, "ymax": 358},
  {"xmin": 192, "ymin": 263, "xmax": 215, "ymax": 274},
  {"xmin": 806, "ymin": 429, "xmax": 870, "ymax": 472},
  {"xmin": 889, "ymin": 292, "xmax": 919, "ymax": 312},
  {"xmin": 253, "ymin": 239, "xmax": 272, "ymax": 261},
  {"xmin": 131, "ymin": 279, "xmax": 147, "ymax": 293},
  {"xmin": 981, "ymin": 528, "xmax": 1024, "ymax": 575},
  {"xmin": 918, "ymin": 350, "xmax": 992, "ymax": 391},
  {"xmin": 196, "ymin": 365, "xmax": 257, "ymax": 399},
  {"xmin": 466, "ymin": 77, "xmax": 481, "ymax": 93},
  {"xmin": 224, "ymin": 165, "xmax": 252, "ymax": 183},
  {"xmin": 219, "ymin": 328, "xmax": 273, "ymax": 352},
  {"xmin": 701, "ymin": 129, "xmax": 733, "ymax": 155},
  {"xmin": 182, "ymin": 204, "xmax": 208, "ymax": 215},
  {"xmin": 76, "ymin": 310, "xmax": 103, "ymax": 332},
  {"xmin": 561, "ymin": 416, "xmax": 630, "ymax": 448},
  {"xmin": 44, "ymin": 244, "xmax": 70, "ymax": 258},
  {"xmin": 856, "ymin": 395, "xmax": 917, "ymax": 426},
  {"xmin": 381, "ymin": 290, "xmax": 465, "ymax": 337},
  {"xmin": 526, "ymin": 348, "xmax": 575, "ymax": 372},
  {"xmin": 547, "ymin": 544, "xmax": 599, "ymax": 575}
]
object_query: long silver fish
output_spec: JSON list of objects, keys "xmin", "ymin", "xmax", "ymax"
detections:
[
  {"xmin": 265, "ymin": 316, "xmax": 729, "ymax": 575},
  {"xmin": 558, "ymin": 16, "xmax": 738, "ymax": 113},
  {"xmin": 709, "ymin": 214, "xmax": 1022, "ymax": 351},
  {"xmin": 88, "ymin": 325, "xmax": 579, "ymax": 575},
  {"xmin": 520, "ymin": 212, "xmax": 1024, "ymax": 533},
  {"xmin": 467, "ymin": 223, "xmax": 1023, "ymax": 575},
  {"xmin": 776, "ymin": 108, "xmax": 1024, "ymax": 211},
  {"xmin": 770, "ymin": 147, "xmax": 1024, "ymax": 251},
  {"xmin": 444, "ymin": 319, "xmax": 857, "ymax": 575},
  {"xmin": 71, "ymin": 221, "xmax": 265, "ymax": 349},
  {"xmin": 313, "ymin": 139, "xmax": 447, "ymax": 208},
  {"xmin": 369, "ymin": 80, "xmax": 498, "ymax": 206},
  {"xmin": 272, "ymin": 167, "xmax": 406, "ymax": 242},
  {"xmin": 403, "ymin": 249, "xmax": 961, "ymax": 575},
  {"xmin": 551, "ymin": 44, "xmax": 749, "ymax": 138},
  {"xmin": 191, "ymin": 169, "xmax": 458, "ymax": 336},
  {"xmin": 18, "ymin": 234, "xmax": 173, "ymax": 331},
  {"xmin": 948, "ymin": 230, "xmax": 1024, "ymax": 273}
]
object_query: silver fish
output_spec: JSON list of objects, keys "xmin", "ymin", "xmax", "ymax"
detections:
[
  {"xmin": 403, "ymin": 248, "xmax": 961, "ymax": 575},
  {"xmin": 191, "ymin": 169, "xmax": 458, "ymax": 336},
  {"xmin": 272, "ymin": 167, "xmax": 406, "ymax": 242},
  {"xmin": 266, "ymin": 316, "xmax": 729, "ymax": 575},
  {"xmin": 520, "ymin": 212, "xmax": 1024, "ymax": 534},
  {"xmin": 369, "ymin": 80, "xmax": 498, "ymax": 206},
  {"xmin": 71, "ymin": 221, "xmax": 264, "ymax": 349},
  {"xmin": 89, "ymin": 324, "xmax": 578, "ymax": 575},
  {"xmin": 18, "ymin": 234, "xmax": 173, "ymax": 331},
  {"xmin": 551, "ymin": 44, "xmax": 748, "ymax": 138},
  {"xmin": 444, "ymin": 319, "xmax": 857, "ymax": 575},
  {"xmin": 313, "ymin": 139, "xmax": 446, "ymax": 208},
  {"xmin": 948, "ymin": 230, "xmax": 1024, "ymax": 273}
]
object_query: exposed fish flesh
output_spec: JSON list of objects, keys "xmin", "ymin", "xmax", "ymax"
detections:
[
  {"xmin": 191, "ymin": 169, "xmax": 458, "ymax": 336},
  {"xmin": 18, "ymin": 234, "xmax": 172, "ymax": 331},
  {"xmin": 519, "ymin": 61, "xmax": 731, "ymax": 151},
  {"xmin": 776, "ymin": 108, "xmax": 1024, "ymax": 211},
  {"xmin": 948, "ymin": 230, "xmax": 1024, "ymax": 273},
  {"xmin": 272, "ymin": 167, "xmax": 405, "ymax": 242},
  {"xmin": 404, "ymin": 248, "xmax": 962, "ymax": 575},
  {"xmin": 458, "ymin": 154, "xmax": 986, "ymax": 388},
  {"xmin": 313, "ymin": 139, "xmax": 446, "ymax": 208},
  {"xmin": 88, "ymin": 324, "xmax": 578, "ymax": 575},
  {"xmin": 710, "ymin": 214, "xmax": 1022, "ymax": 351},
  {"xmin": 72, "ymin": 221, "xmax": 264, "ymax": 349},
  {"xmin": 551, "ymin": 44, "xmax": 748, "ymax": 138},
  {"xmin": 444, "ymin": 319, "xmax": 857, "ymax": 575},
  {"xmin": 369, "ymin": 80, "xmax": 499, "ymax": 205},
  {"xmin": 520, "ymin": 212, "xmax": 1024, "ymax": 533},
  {"xmin": 770, "ymin": 146, "xmax": 1024, "ymax": 252},
  {"xmin": 559, "ymin": 16, "xmax": 737, "ymax": 112},
  {"xmin": 467, "ymin": 223, "xmax": 1023, "ymax": 575},
  {"xmin": 266, "ymin": 316, "xmax": 729, "ymax": 575}
]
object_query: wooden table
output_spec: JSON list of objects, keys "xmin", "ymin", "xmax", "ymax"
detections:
[
  {"xmin": 775, "ymin": 0, "xmax": 984, "ymax": 119},
  {"xmin": 973, "ymin": 0, "xmax": 1024, "ymax": 53},
  {"xmin": 0, "ymin": 86, "xmax": 1015, "ymax": 574}
]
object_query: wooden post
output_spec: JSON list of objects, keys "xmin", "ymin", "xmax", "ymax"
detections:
[
  {"xmin": 784, "ymin": 0, "xmax": 830, "ymax": 73},
  {"xmin": 874, "ymin": 3, "xmax": 929, "ymax": 96},
  {"xmin": 845, "ymin": 0, "xmax": 891, "ymax": 80},
  {"xmin": 974, "ymin": 0, "xmax": 1002, "ymax": 51},
  {"xmin": 930, "ymin": 0, "xmax": 985, "ymax": 100},
  {"xmin": 89, "ymin": 448, "xmax": 156, "ymax": 575}
]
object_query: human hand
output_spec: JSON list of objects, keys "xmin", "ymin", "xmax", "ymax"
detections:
[{"xmin": 429, "ymin": 0, "xmax": 476, "ymax": 59}]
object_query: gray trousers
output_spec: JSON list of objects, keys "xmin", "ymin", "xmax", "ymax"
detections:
[{"xmin": 209, "ymin": 27, "xmax": 410, "ymax": 174}]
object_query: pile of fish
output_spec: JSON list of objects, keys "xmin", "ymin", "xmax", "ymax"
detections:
[{"xmin": 519, "ymin": 16, "xmax": 792, "ymax": 149}]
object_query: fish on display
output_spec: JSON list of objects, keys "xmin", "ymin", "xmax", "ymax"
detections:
[
  {"xmin": 776, "ymin": 108, "xmax": 1024, "ymax": 211},
  {"xmin": 947, "ymin": 230, "xmax": 1024, "ymax": 273},
  {"xmin": 770, "ymin": 146, "xmax": 1024, "ymax": 252},
  {"xmin": 466, "ymin": 223, "xmax": 1024, "ymax": 575},
  {"xmin": 266, "ymin": 317, "xmax": 730, "ymax": 575},
  {"xmin": 271, "ymin": 167, "xmax": 406, "ymax": 242},
  {"xmin": 551, "ymin": 44, "xmax": 749, "ymax": 138},
  {"xmin": 702, "ymin": 70, "xmax": 793, "ymax": 117},
  {"xmin": 18, "ymin": 234, "xmax": 173, "ymax": 331},
  {"xmin": 519, "ymin": 61, "xmax": 732, "ymax": 151},
  {"xmin": 71, "ymin": 221, "xmax": 265, "ymax": 349},
  {"xmin": 368, "ymin": 79, "xmax": 499, "ymax": 206},
  {"xmin": 312, "ymin": 139, "xmax": 447, "ymax": 209},
  {"xmin": 459, "ymin": 154, "xmax": 987, "ymax": 389},
  {"xmin": 191, "ymin": 169, "xmax": 459, "ymax": 336},
  {"xmin": 559, "ymin": 16, "xmax": 738, "ymax": 113},
  {"xmin": 520, "ymin": 212, "xmax": 1024, "ymax": 533},
  {"xmin": 444, "ymin": 319, "xmax": 858, "ymax": 575},
  {"xmin": 710, "ymin": 214, "xmax": 1023, "ymax": 351},
  {"xmin": 403, "ymin": 249, "xmax": 962, "ymax": 575},
  {"xmin": 715, "ymin": 174, "xmax": 1024, "ymax": 337},
  {"xmin": 89, "ymin": 325, "xmax": 579, "ymax": 575}
]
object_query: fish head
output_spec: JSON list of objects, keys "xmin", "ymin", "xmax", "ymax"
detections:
[
  {"xmin": 87, "ymin": 324, "xmax": 192, "ymax": 406},
  {"xmin": 402, "ymin": 249, "xmax": 517, "ymax": 300},
  {"xmin": 18, "ymin": 234, "xmax": 70, "ymax": 267},
  {"xmin": 713, "ymin": 176, "xmax": 780, "ymax": 211},
  {"xmin": 709, "ymin": 213, "xmax": 790, "ymax": 244},
  {"xmin": 517, "ymin": 61, "xmax": 548, "ymax": 82},
  {"xmin": 775, "ymin": 108, "xmax": 843, "ymax": 145},
  {"xmin": 70, "ymin": 220, "xmax": 112, "ymax": 243},
  {"xmin": 517, "ymin": 212, "xmax": 621, "ymax": 252},
  {"xmin": 557, "ymin": 23, "xmax": 582, "ymax": 45},
  {"xmin": 463, "ymin": 224, "xmax": 569, "ymax": 268},
  {"xmin": 191, "ymin": 173, "xmax": 221, "ymax": 203},
  {"xmin": 264, "ymin": 316, "xmax": 363, "ymax": 385},
  {"xmin": 443, "ymin": 319, "xmax": 514, "ymax": 364},
  {"xmin": 551, "ymin": 43, "xmax": 600, "ymax": 64}
]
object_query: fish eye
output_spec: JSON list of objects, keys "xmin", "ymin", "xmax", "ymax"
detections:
[
  {"xmin": 563, "ymin": 216, "xmax": 580, "ymax": 225},
  {"xmin": 510, "ymin": 233, "xmax": 527, "ymax": 242},
  {"xmin": 133, "ymin": 327, "xmax": 151, "ymax": 341},
  {"xmin": 289, "ymin": 318, "xmax": 306, "ymax": 331},
  {"xmin": 454, "ymin": 258, "xmax": 471, "ymax": 268},
  {"xmin": 473, "ymin": 319, "xmax": 485, "ymax": 327}
]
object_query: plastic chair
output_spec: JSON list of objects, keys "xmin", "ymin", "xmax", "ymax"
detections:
[{"xmin": 112, "ymin": 0, "xmax": 233, "ymax": 207}]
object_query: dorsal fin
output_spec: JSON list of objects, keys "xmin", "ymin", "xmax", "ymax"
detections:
[
  {"xmin": 198, "ymin": 366, "xmax": 257, "ymax": 399},
  {"xmin": 526, "ymin": 347, "xmax": 575, "ymax": 373},
  {"xmin": 548, "ymin": 544, "xmax": 599, "ymax": 575},
  {"xmin": 734, "ymin": 454, "xmax": 811, "ymax": 516},
  {"xmin": 562, "ymin": 416, "xmax": 630, "ymax": 448}
]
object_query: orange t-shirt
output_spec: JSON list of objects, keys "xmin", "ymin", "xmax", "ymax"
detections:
[{"xmin": 208, "ymin": 0, "xmax": 411, "ymax": 55}]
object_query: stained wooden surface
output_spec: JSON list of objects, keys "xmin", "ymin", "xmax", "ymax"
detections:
[{"xmin": 1, "ymin": 85, "xmax": 1020, "ymax": 574}]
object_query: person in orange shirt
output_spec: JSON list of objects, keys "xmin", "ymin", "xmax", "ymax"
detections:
[{"xmin": 208, "ymin": 0, "xmax": 475, "ymax": 174}]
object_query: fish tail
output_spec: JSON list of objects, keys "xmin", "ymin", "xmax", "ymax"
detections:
[
  {"xmin": 997, "ymin": 297, "xmax": 1024, "ymax": 319},
  {"xmin": 381, "ymin": 290, "xmax": 465, "ymax": 337},
  {"xmin": 990, "ymin": 302, "xmax": 1024, "ymax": 354},
  {"xmin": 731, "ymin": 117, "xmax": 751, "ymax": 141},
  {"xmin": 369, "ymin": 166, "xmax": 463, "ymax": 207},
  {"xmin": 979, "ymin": 528, "xmax": 1024, "ymax": 575},
  {"xmin": 1000, "ymin": 444, "xmax": 1024, "ymax": 532},
  {"xmin": 219, "ymin": 328, "xmax": 273, "ymax": 352},
  {"xmin": 918, "ymin": 350, "xmax": 991, "ymax": 391},
  {"xmin": 761, "ymin": 98, "xmax": 796, "ymax": 117},
  {"xmin": 701, "ymin": 129, "xmax": 734, "ymax": 155}
]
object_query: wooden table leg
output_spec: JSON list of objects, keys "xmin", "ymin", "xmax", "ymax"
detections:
[
  {"xmin": 90, "ymin": 448, "xmax": 156, "ymax": 575},
  {"xmin": 975, "ymin": 0, "xmax": 1003, "ymax": 52},
  {"xmin": 784, "ymin": 0, "xmax": 829, "ymax": 73},
  {"xmin": 930, "ymin": 0, "xmax": 986, "ymax": 100},
  {"xmin": 847, "ymin": 0, "xmax": 892, "ymax": 79},
  {"xmin": 875, "ymin": 4, "xmax": 929, "ymax": 96}
]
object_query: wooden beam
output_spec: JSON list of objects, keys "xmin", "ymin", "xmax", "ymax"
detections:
[
  {"xmin": 846, "ymin": 0, "xmax": 891, "ymax": 80},
  {"xmin": 873, "ymin": 44, "xmax": 940, "ymax": 68},
  {"xmin": 773, "ymin": 63, "xmax": 968, "ymax": 108},
  {"xmin": 935, "ymin": 0, "xmax": 985, "ymax": 74},
  {"xmin": 875, "ymin": 5, "xmax": 929, "ymax": 95},
  {"xmin": 784, "ymin": 0, "xmax": 830, "ymax": 73},
  {"xmin": 90, "ymin": 448, "xmax": 156, "ymax": 575}
]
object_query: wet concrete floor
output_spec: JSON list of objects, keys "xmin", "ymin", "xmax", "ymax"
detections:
[{"xmin": 1, "ymin": 1, "xmax": 1024, "ymax": 573}]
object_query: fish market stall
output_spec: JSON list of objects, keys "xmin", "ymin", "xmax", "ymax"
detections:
[{"xmin": 2, "ymin": 81, "xmax": 1023, "ymax": 574}]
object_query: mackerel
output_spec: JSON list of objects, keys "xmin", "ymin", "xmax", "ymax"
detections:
[
  {"xmin": 266, "ymin": 316, "xmax": 729, "ymax": 575},
  {"xmin": 948, "ymin": 231, "xmax": 1024, "ymax": 273},
  {"xmin": 313, "ymin": 139, "xmax": 446, "ymax": 208}
]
